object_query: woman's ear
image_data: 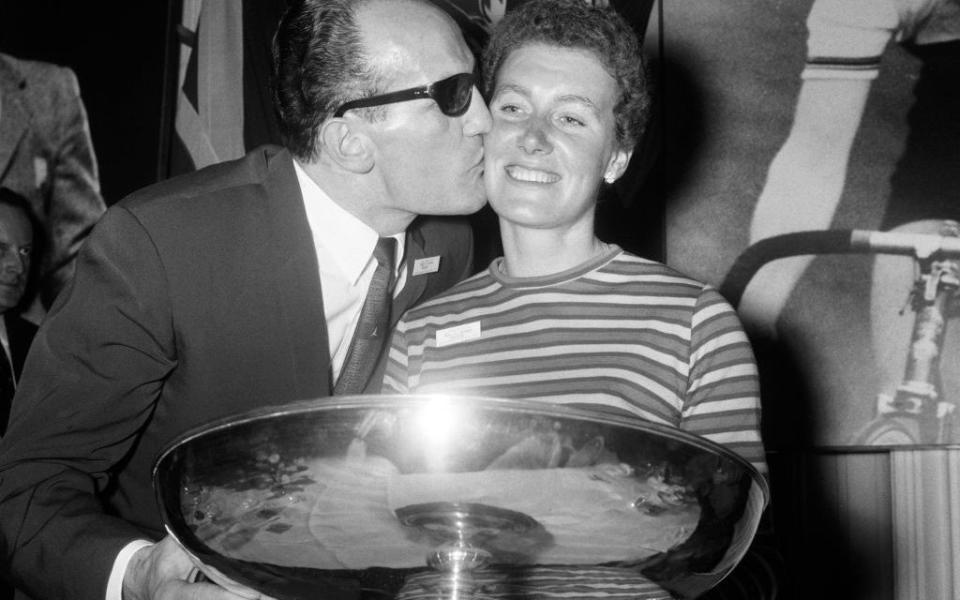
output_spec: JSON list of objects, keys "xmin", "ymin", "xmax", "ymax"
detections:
[
  {"xmin": 318, "ymin": 119, "xmax": 375, "ymax": 173},
  {"xmin": 603, "ymin": 147, "xmax": 633, "ymax": 184}
]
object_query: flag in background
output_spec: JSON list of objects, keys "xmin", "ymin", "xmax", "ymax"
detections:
[
  {"xmin": 163, "ymin": 0, "xmax": 287, "ymax": 179},
  {"xmin": 171, "ymin": 0, "xmax": 245, "ymax": 174}
]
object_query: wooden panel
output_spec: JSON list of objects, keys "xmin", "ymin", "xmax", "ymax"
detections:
[{"xmin": 890, "ymin": 449, "xmax": 960, "ymax": 600}]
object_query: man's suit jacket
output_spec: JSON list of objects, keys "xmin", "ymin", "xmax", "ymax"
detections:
[
  {"xmin": 0, "ymin": 53, "xmax": 106, "ymax": 312},
  {"xmin": 0, "ymin": 313, "xmax": 38, "ymax": 434},
  {"xmin": 0, "ymin": 145, "xmax": 473, "ymax": 600}
]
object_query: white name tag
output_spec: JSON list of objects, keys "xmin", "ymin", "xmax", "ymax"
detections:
[
  {"xmin": 412, "ymin": 256, "xmax": 441, "ymax": 276},
  {"xmin": 436, "ymin": 321, "xmax": 481, "ymax": 347}
]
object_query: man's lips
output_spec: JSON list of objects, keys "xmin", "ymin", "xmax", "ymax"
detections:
[
  {"xmin": 473, "ymin": 152, "xmax": 484, "ymax": 170},
  {"xmin": 505, "ymin": 164, "xmax": 560, "ymax": 184}
]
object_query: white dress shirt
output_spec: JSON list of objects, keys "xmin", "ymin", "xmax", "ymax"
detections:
[
  {"xmin": 0, "ymin": 318, "xmax": 12, "ymax": 379},
  {"xmin": 295, "ymin": 161, "xmax": 405, "ymax": 381},
  {"xmin": 106, "ymin": 160, "xmax": 406, "ymax": 599}
]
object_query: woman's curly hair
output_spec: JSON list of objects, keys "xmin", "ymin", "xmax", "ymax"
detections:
[{"xmin": 481, "ymin": 0, "xmax": 652, "ymax": 150}]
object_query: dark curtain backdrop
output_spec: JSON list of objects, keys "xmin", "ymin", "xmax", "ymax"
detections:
[{"xmin": 0, "ymin": 1, "xmax": 172, "ymax": 207}]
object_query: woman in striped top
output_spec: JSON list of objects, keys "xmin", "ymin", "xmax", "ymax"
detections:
[
  {"xmin": 383, "ymin": 0, "xmax": 765, "ymax": 476},
  {"xmin": 384, "ymin": 3, "xmax": 770, "ymax": 597}
]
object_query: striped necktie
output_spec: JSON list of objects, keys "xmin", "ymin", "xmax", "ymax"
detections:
[{"xmin": 334, "ymin": 237, "xmax": 397, "ymax": 395}]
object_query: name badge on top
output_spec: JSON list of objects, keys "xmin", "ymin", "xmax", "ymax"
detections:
[
  {"xmin": 412, "ymin": 256, "xmax": 441, "ymax": 276},
  {"xmin": 436, "ymin": 321, "xmax": 481, "ymax": 347}
]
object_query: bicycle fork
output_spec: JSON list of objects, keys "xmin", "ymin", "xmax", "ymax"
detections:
[{"xmin": 867, "ymin": 222, "xmax": 960, "ymax": 445}]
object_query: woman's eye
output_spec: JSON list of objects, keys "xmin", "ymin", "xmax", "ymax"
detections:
[
  {"xmin": 559, "ymin": 115, "xmax": 585, "ymax": 127},
  {"xmin": 497, "ymin": 103, "xmax": 520, "ymax": 114}
]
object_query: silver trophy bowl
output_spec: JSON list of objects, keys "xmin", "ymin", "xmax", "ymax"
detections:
[{"xmin": 153, "ymin": 395, "xmax": 768, "ymax": 599}]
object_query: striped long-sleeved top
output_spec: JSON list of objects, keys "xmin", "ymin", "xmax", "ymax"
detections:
[{"xmin": 383, "ymin": 247, "xmax": 766, "ymax": 474}]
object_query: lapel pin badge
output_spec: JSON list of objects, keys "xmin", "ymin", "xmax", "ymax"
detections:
[{"xmin": 412, "ymin": 256, "xmax": 441, "ymax": 276}]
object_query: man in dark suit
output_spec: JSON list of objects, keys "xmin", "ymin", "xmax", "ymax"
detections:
[
  {"xmin": 0, "ymin": 1, "xmax": 490, "ymax": 599},
  {"xmin": 0, "ymin": 187, "xmax": 37, "ymax": 436},
  {"xmin": 0, "ymin": 187, "xmax": 38, "ymax": 600},
  {"xmin": 0, "ymin": 52, "xmax": 106, "ymax": 320}
]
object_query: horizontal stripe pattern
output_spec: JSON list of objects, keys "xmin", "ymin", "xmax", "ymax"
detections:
[{"xmin": 384, "ymin": 251, "xmax": 765, "ymax": 472}]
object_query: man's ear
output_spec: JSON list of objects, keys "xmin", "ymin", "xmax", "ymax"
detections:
[
  {"xmin": 603, "ymin": 147, "xmax": 633, "ymax": 184},
  {"xmin": 318, "ymin": 119, "xmax": 375, "ymax": 173}
]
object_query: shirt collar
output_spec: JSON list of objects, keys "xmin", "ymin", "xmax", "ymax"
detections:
[{"xmin": 294, "ymin": 161, "xmax": 404, "ymax": 285}]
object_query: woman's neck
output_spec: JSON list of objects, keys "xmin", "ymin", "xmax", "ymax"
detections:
[{"xmin": 499, "ymin": 220, "xmax": 611, "ymax": 278}]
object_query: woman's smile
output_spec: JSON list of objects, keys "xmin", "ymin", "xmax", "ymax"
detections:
[{"xmin": 505, "ymin": 164, "xmax": 561, "ymax": 184}]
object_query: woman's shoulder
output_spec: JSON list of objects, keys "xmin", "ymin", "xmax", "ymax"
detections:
[
  {"xmin": 605, "ymin": 252, "xmax": 738, "ymax": 307},
  {"xmin": 606, "ymin": 252, "xmax": 708, "ymax": 286},
  {"xmin": 400, "ymin": 267, "xmax": 499, "ymax": 321}
]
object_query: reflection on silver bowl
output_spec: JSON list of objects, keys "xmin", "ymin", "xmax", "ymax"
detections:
[{"xmin": 153, "ymin": 394, "xmax": 768, "ymax": 599}]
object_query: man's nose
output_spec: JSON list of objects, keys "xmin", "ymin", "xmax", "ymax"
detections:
[
  {"xmin": 1, "ymin": 250, "xmax": 26, "ymax": 275},
  {"xmin": 462, "ymin": 87, "xmax": 492, "ymax": 136}
]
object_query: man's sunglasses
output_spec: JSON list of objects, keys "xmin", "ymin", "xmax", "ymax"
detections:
[{"xmin": 333, "ymin": 72, "xmax": 476, "ymax": 118}]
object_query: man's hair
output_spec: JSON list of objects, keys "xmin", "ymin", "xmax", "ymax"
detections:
[
  {"xmin": 0, "ymin": 188, "xmax": 36, "ymax": 237},
  {"xmin": 481, "ymin": 0, "xmax": 651, "ymax": 150},
  {"xmin": 272, "ymin": 0, "xmax": 384, "ymax": 161}
]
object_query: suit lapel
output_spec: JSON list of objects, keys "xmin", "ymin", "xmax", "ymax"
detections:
[
  {"xmin": 0, "ymin": 60, "xmax": 29, "ymax": 182},
  {"xmin": 393, "ymin": 226, "xmax": 429, "ymax": 326},
  {"xmin": 262, "ymin": 148, "xmax": 333, "ymax": 398}
]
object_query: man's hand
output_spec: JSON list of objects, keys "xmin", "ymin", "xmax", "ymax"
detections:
[{"xmin": 122, "ymin": 535, "xmax": 271, "ymax": 600}]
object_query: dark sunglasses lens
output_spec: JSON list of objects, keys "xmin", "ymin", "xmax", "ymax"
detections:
[{"xmin": 436, "ymin": 74, "xmax": 474, "ymax": 116}]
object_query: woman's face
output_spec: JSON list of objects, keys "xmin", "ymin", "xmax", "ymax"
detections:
[{"xmin": 483, "ymin": 43, "xmax": 631, "ymax": 232}]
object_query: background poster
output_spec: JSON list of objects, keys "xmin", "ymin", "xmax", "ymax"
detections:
[{"xmin": 659, "ymin": 0, "xmax": 960, "ymax": 448}]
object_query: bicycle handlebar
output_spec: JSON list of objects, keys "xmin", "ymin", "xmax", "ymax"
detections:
[
  {"xmin": 850, "ymin": 229, "xmax": 960, "ymax": 257},
  {"xmin": 719, "ymin": 229, "xmax": 960, "ymax": 308}
]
